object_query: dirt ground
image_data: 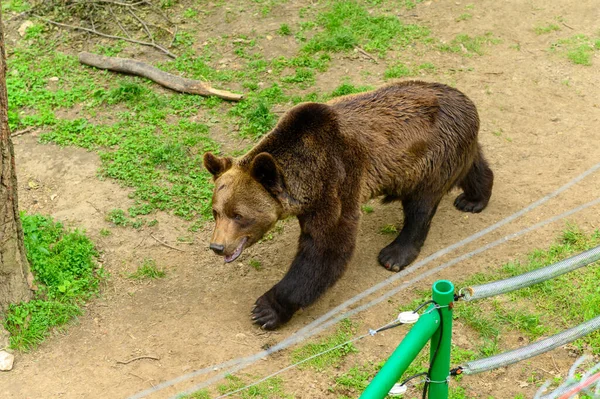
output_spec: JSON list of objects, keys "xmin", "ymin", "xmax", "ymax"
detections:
[{"xmin": 2, "ymin": 0, "xmax": 600, "ymax": 398}]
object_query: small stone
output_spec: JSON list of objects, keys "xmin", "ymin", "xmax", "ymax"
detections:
[
  {"xmin": 266, "ymin": 35, "xmax": 273, "ymax": 40},
  {"xmin": 49, "ymin": 77, "xmax": 59, "ymax": 82},
  {"xmin": 18, "ymin": 21, "xmax": 34, "ymax": 37},
  {"xmin": 0, "ymin": 351, "xmax": 14, "ymax": 371}
]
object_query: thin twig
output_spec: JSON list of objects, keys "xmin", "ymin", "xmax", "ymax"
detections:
[
  {"xmin": 35, "ymin": 16, "xmax": 176, "ymax": 58},
  {"xmin": 551, "ymin": 354, "xmax": 561, "ymax": 373},
  {"xmin": 128, "ymin": 8, "xmax": 153, "ymax": 42},
  {"xmin": 116, "ymin": 355, "xmax": 160, "ymax": 365},
  {"xmin": 11, "ymin": 126, "xmax": 36, "ymax": 137},
  {"xmin": 561, "ymin": 21, "xmax": 575, "ymax": 30},
  {"xmin": 86, "ymin": 201, "xmax": 103, "ymax": 214},
  {"xmin": 355, "ymin": 46, "xmax": 378, "ymax": 63},
  {"xmin": 169, "ymin": 24, "xmax": 178, "ymax": 48},
  {"xmin": 6, "ymin": 10, "xmax": 31, "ymax": 22},
  {"xmin": 142, "ymin": 0, "xmax": 173, "ymax": 25},
  {"xmin": 109, "ymin": 5, "xmax": 132, "ymax": 39},
  {"xmin": 74, "ymin": 0, "xmax": 148, "ymax": 6},
  {"xmin": 133, "ymin": 235, "xmax": 146, "ymax": 250},
  {"xmin": 150, "ymin": 233, "xmax": 186, "ymax": 252}
]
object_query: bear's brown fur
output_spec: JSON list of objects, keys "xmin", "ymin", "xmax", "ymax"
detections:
[{"xmin": 204, "ymin": 81, "xmax": 494, "ymax": 329}]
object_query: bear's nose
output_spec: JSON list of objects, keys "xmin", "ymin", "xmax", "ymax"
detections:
[{"xmin": 209, "ymin": 243, "xmax": 225, "ymax": 255}]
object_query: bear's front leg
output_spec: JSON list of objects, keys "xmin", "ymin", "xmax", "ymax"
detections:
[{"xmin": 252, "ymin": 211, "xmax": 359, "ymax": 330}]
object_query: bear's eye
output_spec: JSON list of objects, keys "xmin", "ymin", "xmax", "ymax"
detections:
[{"xmin": 233, "ymin": 213, "xmax": 243, "ymax": 221}]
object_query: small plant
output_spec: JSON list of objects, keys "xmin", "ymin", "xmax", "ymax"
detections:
[
  {"xmin": 456, "ymin": 13, "xmax": 472, "ymax": 22},
  {"xmin": 128, "ymin": 259, "xmax": 166, "ymax": 280},
  {"xmin": 183, "ymin": 8, "xmax": 198, "ymax": 18},
  {"xmin": 384, "ymin": 62, "xmax": 413, "ymax": 79},
  {"xmin": 278, "ymin": 23, "xmax": 292, "ymax": 36},
  {"xmin": 379, "ymin": 224, "xmax": 398, "ymax": 235},
  {"xmin": 107, "ymin": 209, "xmax": 128, "ymax": 226},
  {"xmin": 361, "ymin": 205, "xmax": 374, "ymax": 214},
  {"xmin": 99, "ymin": 228, "xmax": 111, "ymax": 237},
  {"xmin": 439, "ymin": 32, "xmax": 501, "ymax": 56},
  {"xmin": 217, "ymin": 374, "xmax": 292, "ymax": 398},
  {"xmin": 249, "ymin": 259, "xmax": 262, "ymax": 270},
  {"xmin": 534, "ymin": 23, "xmax": 561, "ymax": 35}
]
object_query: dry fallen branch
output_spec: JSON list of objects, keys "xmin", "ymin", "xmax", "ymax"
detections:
[
  {"xmin": 149, "ymin": 233, "xmax": 186, "ymax": 253},
  {"xmin": 78, "ymin": 52, "xmax": 244, "ymax": 101},
  {"xmin": 355, "ymin": 46, "xmax": 378, "ymax": 64},
  {"xmin": 116, "ymin": 355, "xmax": 160, "ymax": 365},
  {"xmin": 36, "ymin": 16, "xmax": 177, "ymax": 58},
  {"xmin": 11, "ymin": 126, "xmax": 36, "ymax": 137}
]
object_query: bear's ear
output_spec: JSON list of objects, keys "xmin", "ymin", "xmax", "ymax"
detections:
[
  {"xmin": 250, "ymin": 152, "xmax": 285, "ymax": 197},
  {"xmin": 203, "ymin": 152, "xmax": 232, "ymax": 179}
]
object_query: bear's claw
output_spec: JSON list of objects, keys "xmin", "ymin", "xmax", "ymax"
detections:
[
  {"xmin": 378, "ymin": 243, "xmax": 419, "ymax": 272},
  {"xmin": 251, "ymin": 295, "xmax": 283, "ymax": 330}
]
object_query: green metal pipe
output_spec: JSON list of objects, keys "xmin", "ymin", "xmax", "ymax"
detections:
[
  {"xmin": 428, "ymin": 280, "xmax": 455, "ymax": 399},
  {"xmin": 358, "ymin": 303, "xmax": 441, "ymax": 398}
]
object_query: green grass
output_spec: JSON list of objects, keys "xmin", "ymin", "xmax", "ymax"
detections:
[
  {"xmin": 217, "ymin": 375, "xmax": 292, "ymax": 398},
  {"xmin": 291, "ymin": 319, "xmax": 358, "ymax": 371},
  {"xmin": 278, "ymin": 23, "xmax": 292, "ymax": 36},
  {"xmin": 550, "ymin": 34, "xmax": 600, "ymax": 65},
  {"xmin": 302, "ymin": 1, "xmax": 430, "ymax": 56},
  {"xmin": 249, "ymin": 259, "xmax": 262, "ymax": 270},
  {"xmin": 99, "ymin": 228, "xmax": 111, "ymax": 237},
  {"xmin": 361, "ymin": 205, "xmax": 374, "ymax": 214},
  {"xmin": 534, "ymin": 23, "xmax": 561, "ymax": 35},
  {"xmin": 128, "ymin": 259, "xmax": 166, "ymax": 280},
  {"xmin": 456, "ymin": 13, "xmax": 472, "ymax": 22},
  {"xmin": 3, "ymin": 213, "xmax": 104, "ymax": 351},
  {"xmin": 384, "ymin": 62, "xmax": 435, "ymax": 79},
  {"xmin": 1, "ymin": 0, "xmax": 31, "ymax": 12},
  {"xmin": 379, "ymin": 224, "xmax": 398, "ymax": 234},
  {"xmin": 178, "ymin": 389, "xmax": 210, "ymax": 399},
  {"xmin": 439, "ymin": 32, "xmax": 501, "ymax": 56}
]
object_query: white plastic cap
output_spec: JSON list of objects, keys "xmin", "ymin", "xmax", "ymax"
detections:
[
  {"xmin": 389, "ymin": 383, "xmax": 408, "ymax": 395},
  {"xmin": 398, "ymin": 311, "xmax": 419, "ymax": 324}
]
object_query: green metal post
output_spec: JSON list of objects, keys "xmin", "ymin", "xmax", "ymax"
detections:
[
  {"xmin": 358, "ymin": 303, "xmax": 441, "ymax": 398},
  {"xmin": 428, "ymin": 280, "xmax": 454, "ymax": 399}
]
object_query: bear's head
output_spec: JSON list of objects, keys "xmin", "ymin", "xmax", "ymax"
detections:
[{"xmin": 203, "ymin": 152, "xmax": 285, "ymax": 263}]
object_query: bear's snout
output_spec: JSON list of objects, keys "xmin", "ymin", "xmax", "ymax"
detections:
[{"xmin": 209, "ymin": 243, "xmax": 225, "ymax": 255}]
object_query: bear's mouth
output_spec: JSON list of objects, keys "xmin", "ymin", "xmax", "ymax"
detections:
[{"xmin": 224, "ymin": 237, "xmax": 248, "ymax": 263}]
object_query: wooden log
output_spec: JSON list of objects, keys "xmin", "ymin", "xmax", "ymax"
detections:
[{"xmin": 78, "ymin": 52, "xmax": 243, "ymax": 101}]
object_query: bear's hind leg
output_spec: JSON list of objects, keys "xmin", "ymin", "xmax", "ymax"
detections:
[
  {"xmin": 454, "ymin": 151, "xmax": 494, "ymax": 213},
  {"xmin": 378, "ymin": 195, "xmax": 440, "ymax": 272}
]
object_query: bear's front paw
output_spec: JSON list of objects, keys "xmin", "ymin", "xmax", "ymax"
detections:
[
  {"xmin": 251, "ymin": 290, "xmax": 295, "ymax": 330},
  {"xmin": 378, "ymin": 243, "xmax": 420, "ymax": 272}
]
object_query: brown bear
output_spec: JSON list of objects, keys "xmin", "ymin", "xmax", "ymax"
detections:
[{"xmin": 204, "ymin": 81, "xmax": 493, "ymax": 330}]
